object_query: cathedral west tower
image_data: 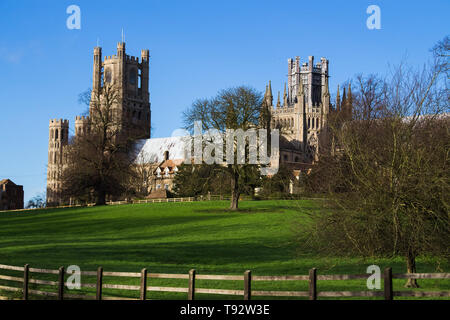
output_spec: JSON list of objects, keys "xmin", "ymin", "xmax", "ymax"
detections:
[
  {"xmin": 92, "ymin": 42, "xmax": 151, "ymax": 140},
  {"xmin": 46, "ymin": 42, "xmax": 151, "ymax": 205}
]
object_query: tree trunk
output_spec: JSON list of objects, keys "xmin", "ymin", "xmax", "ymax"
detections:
[
  {"xmin": 230, "ymin": 170, "xmax": 240, "ymax": 211},
  {"xmin": 96, "ymin": 188, "xmax": 106, "ymax": 206},
  {"xmin": 405, "ymin": 251, "xmax": 419, "ymax": 288}
]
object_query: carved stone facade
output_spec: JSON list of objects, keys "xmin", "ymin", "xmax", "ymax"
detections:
[{"xmin": 265, "ymin": 56, "xmax": 331, "ymax": 165}]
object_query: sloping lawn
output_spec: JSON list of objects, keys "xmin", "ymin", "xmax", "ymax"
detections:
[{"xmin": 0, "ymin": 200, "xmax": 447, "ymax": 299}]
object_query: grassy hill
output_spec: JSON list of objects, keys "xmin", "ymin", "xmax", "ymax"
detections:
[{"xmin": 0, "ymin": 200, "xmax": 447, "ymax": 299}]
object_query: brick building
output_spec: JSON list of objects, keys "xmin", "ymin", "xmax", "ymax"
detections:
[{"xmin": 0, "ymin": 179, "xmax": 24, "ymax": 210}]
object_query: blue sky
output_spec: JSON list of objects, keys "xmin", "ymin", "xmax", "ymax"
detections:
[{"xmin": 0, "ymin": 0, "xmax": 448, "ymax": 202}]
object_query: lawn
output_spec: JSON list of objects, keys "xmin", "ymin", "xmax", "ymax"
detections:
[{"xmin": 0, "ymin": 200, "xmax": 448, "ymax": 299}]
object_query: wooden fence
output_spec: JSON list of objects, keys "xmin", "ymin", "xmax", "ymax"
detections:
[
  {"xmin": 110, "ymin": 194, "xmax": 233, "ymax": 205},
  {"xmin": 0, "ymin": 195, "xmax": 235, "ymax": 213},
  {"xmin": 0, "ymin": 264, "xmax": 448, "ymax": 300}
]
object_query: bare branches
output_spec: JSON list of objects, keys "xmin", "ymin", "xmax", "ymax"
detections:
[
  {"xmin": 61, "ymin": 84, "xmax": 136, "ymax": 205},
  {"xmin": 300, "ymin": 41, "xmax": 450, "ymax": 279}
]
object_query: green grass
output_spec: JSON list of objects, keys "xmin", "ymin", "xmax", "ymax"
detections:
[{"xmin": 0, "ymin": 200, "xmax": 448, "ymax": 300}]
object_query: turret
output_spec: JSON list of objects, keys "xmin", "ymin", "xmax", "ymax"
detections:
[
  {"xmin": 276, "ymin": 91, "xmax": 280, "ymax": 109},
  {"xmin": 117, "ymin": 42, "xmax": 126, "ymax": 59},
  {"xmin": 341, "ymin": 87, "xmax": 347, "ymax": 110},
  {"xmin": 140, "ymin": 49, "xmax": 150, "ymax": 101},
  {"xmin": 117, "ymin": 42, "xmax": 126, "ymax": 90},
  {"xmin": 283, "ymin": 83, "xmax": 288, "ymax": 107},
  {"xmin": 321, "ymin": 58, "xmax": 330, "ymax": 116},
  {"xmin": 48, "ymin": 119, "xmax": 69, "ymax": 149},
  {"xmin": 336, "ymin": 85, "xmax": 341, "ymax": 112},
  {"xmin": 47, "ymin": 119, "xmax": 69, "ymax": 205},
  {"xmin": 75, "ymin": 116, "xmax": 90, "ymax": 136},
  {"xmin": 92, "ymin": 47, "xmax": 102, "ymax": 93},
  {"xmin": 296, "ymin": 71, "xmax": 305, "ymax": 113},
  {"xmin": 307, "ymin": 56, "xmax": 314, "ymax": 106},
  {"xmin": 266, "ymin": 81, "xmax": 273, "ymax": 107}
]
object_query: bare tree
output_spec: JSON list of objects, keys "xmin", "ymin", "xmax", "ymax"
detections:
[
  {"xmin": 128, "ymin": 150, "xmax": 155, "ymax": 198},
  {"xmin": 61, "ymin": 84, "xmax": 136, "ymax": 205},
  {"xmin": 26, "ymin": 193, "xmax": 46, "ymax": 209},
  {"xmin": 300, "ymin": 38, "xmax": 449, "ymax": 287}
]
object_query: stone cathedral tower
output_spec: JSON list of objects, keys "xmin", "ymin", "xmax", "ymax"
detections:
[
  {"xmin": 46, "ymin": 119, "xmax": 69, "ymax": 205},
  {"xmin": 267, "ymin": 56, "xmax": 331, "ymax": 164},
  {"xmin": 92, "ymin": 42, "xmax": 151, "ymax": 140},
  {"xmin": 46, "ymin": 42, "xmax": 151, "ymax": 206}
]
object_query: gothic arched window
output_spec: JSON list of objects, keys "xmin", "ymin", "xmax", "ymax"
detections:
[
  {"xmin": 129, "ymin": 69, "xmax": 137, "ymax": 85},
  {"xmin": 105, "ymin": 68, "xmax": 112, "ymax": 83}
]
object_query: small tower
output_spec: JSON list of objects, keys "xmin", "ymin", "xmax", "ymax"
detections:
[
  {"xmin": 336, "ymin": 85, "xmax": 341, "ymax": 112},
  {"xmin": 92, "ymin": 47, "xmax": 102, "ymax": 93},
  {"xmin": 341, "ymin": 86, "xmax": 347, "ymax": 113},
  {"xmin": 47, "ymin": 119, "xmax": 69, "ymax": 205},
  {"xmin": 75, "ymin": 116, "xmax": 90, "ymax": 136},
  {"xmin": 320, "ymin": 57, "xmax": 330, "ymax": 126},
  {"xmin": 276, "ymin": 91, "xmax": 281, "ymax": 109},
  {"xmin": 266, "ymin": 80, "xmax": 273, "ymax": 107}
]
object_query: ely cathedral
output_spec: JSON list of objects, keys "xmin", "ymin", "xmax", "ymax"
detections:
[{"xmin": 47, "ymin": 42, "xmax": 350, "ymax": 205}]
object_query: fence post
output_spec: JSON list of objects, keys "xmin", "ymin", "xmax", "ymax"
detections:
[
  {"xmin": 384, "ymin": 267, "xmax": 393, "ymax": 300},
  {"xmin": 188, "ymin": 269, "xmax": 196, "ymax": 300},
  {"xmin": 140, "ymin": 268, "xmax": 147, "ymax": 300},
  {"xmin": 96, "ymin": 266, "xmax": 103, "ymax": 300},
  {"xmin": 23, "ymin": 264, "xmax": 29, "ymax": 300},
  {"xmin": 58, "ymin": 266, "xmax": 65, "ymax": 300},
  {"xmin": 244, "ymin": 270, "xmax": 252, "ymax": 300},
  {"xmin": 309, "ymin": 268, "xmax": 317, "ymax": 300}
]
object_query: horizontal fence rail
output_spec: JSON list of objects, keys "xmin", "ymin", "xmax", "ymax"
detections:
[
  {"xmin": 0, "ymin": 264, "xmax": 448, "ymax": 300},
  {"xmin": 0, "ymin": 195, "xmax": 235, "ymax": 213}
]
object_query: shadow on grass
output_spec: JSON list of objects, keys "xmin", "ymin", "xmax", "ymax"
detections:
[{"xmin": 195, "ymin": 205, "xmax": 299, "ymax": 214}]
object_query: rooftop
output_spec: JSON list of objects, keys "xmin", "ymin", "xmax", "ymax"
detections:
[{"xmin": 134, "ymin": 136, "xmax": 189, "ymax": 164}]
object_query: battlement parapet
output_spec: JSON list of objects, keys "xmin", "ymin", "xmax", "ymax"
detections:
[
  {"xmin": 126, "ymin": 55, "xmax": 140, "ymax": 63},
  {"xmin": 104, "ymin": 55, "xmax": 118, "ymax": 62},
  {"xmin": 49, "ymin": 119, "xmax": 69, "ymax": 126},
  {"xmin": 75, "ymin": 115, "xmax": 90, "ymax": 121},
  {"xmin": 141, "ymin": 49, "xmax": 149, "ymax": 62},
  {"xmin": 288, "ymin": 56, "xmax": 328, "ymax": 75}
]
